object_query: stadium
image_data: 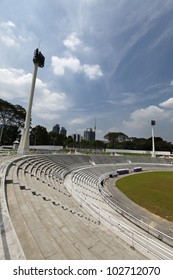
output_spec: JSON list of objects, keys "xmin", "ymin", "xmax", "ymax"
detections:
[{"xmin": 0, "ymin": 152, "xmax": 173, "ymax": 260}]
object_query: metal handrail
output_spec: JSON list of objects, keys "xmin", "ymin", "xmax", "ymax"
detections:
[
  {"xmin": 64, "ymin": 173, "xmax": 173, "ymax": 260},
  {"xmin": 98, "ymin": 175, "xmax": 173, "ymax": 247}
]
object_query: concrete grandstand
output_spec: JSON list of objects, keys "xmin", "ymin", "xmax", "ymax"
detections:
[{"xmin": 0, "ymin": 153, "xmax": 173, "ymax": 260}]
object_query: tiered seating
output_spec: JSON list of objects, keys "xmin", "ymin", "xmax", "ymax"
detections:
[
  {"xmin": 4, "ymin": 155, "xmax": 147, "ymax": 260},
  {"xmin": 3, "ymin": 153, "xmax": 173, "ymax": 259}
]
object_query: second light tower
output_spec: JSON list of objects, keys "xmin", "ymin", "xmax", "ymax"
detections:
[{"xmin": 151, "ymin": 120, "xmax": 156, "ymax": 158}]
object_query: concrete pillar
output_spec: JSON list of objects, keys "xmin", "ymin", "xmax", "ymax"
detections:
[
  {"xmin": 17, "ymin": 64, "xmax": 38, "ymax": 155},
  {"xmin": 17, "ymin": 48, "xmax": 45, "ymax": 155}
]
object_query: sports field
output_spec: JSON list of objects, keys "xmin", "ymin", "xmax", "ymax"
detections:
[{"xmin": 116, "ymin": 171, "xmax": 173, "ymax": 222}]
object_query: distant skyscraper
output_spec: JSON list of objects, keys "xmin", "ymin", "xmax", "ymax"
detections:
[
  {"xmin": 72, "ymin": 134, "xmax": 81, "ymax": 142},
  {"xmin": 60, "ymin": 126, "xmax": 67, "ymax": 137},
  {"xmin": 53, "ymin": 124, "xmax": 60, "ymax": 134},
  {"xmin": 84, "ymin": 128, "xmax": 95, "ymax": 141}
]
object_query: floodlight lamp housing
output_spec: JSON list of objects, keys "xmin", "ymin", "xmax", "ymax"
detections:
[
  {"xmin": 33, "ymin": 48, "xmax": 45, "ymax": 68},
  {"xmin": 151, "ymin": 120, "xmax": 156, "ymax": 126}
]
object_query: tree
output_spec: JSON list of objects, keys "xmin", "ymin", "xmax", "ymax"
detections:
[
  {"xmin": 0, "ymin": 99, "xmax": 26, "ymax": 144},
  {"xmin": 64, "ymin": 136, "xmax": 74, "ymax": 147},
  {"xmin": 80, "ymin": 140, "xmax": 92, "ymax": 149},
  {"xmin": 1, "ymin": 125, "xmax": 19, "ymax": 145},
  {"xmin": 148, "ymin": 137, "xmax": 172, "ymax": 152},
  {"xmin": 48, "ymin": 131, "xmax": 67, "ymax": 146},
  {"xmin": 0, "ymin": 99, "xmax": 25, "ymax": 127},
  {"xmin": 30, "ymin": 125, "xmax": 49, "ymax": 145},
  {"xmin": 93, "ymin": 140, "xmax": 106, "ymax": 150},
  {"xmin": 104, "ymin": 132, "xmax": 129, "ymax": 148}
]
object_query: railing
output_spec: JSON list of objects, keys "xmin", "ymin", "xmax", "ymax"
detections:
[
  {"xmin": 64, "ymin": 172, "xmax": 173, "ymax": 260},
  {"xmin": 98, "ymin": 173, "xmax": 173, "ymax": 248}
]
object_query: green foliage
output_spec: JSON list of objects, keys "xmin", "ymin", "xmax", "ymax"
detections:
[
  {"xmin": 104, "ymin": 132, "xmax": 129, "ymax": 148},
  {"xmin": 30, "ymin": 125, "xmax": 49, "ymax": 145},
  {"xmin": 104, "ymin": 132, "xmax": 173, "ymax": 151},
  {"xmin": 48, "ymin": 131, "xmax": 66, "ymax": 146},
  {"xmin": 0, "ymin": 99, "xmax": 25, "ymax": 127},
  {"xmin": 1, "ymin": 125, "xmax": 19, "ymax": 144},
  {"xmin": 0, "ymin": 99, "xmax": 26, "ymax": 145}
]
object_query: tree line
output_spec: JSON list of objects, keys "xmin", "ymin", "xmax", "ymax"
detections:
[{"xmin": 0, "ymin": 98, "xmax": 172, "ymax": 152}]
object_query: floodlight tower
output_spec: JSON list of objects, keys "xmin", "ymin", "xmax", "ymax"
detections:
[
  {"xmin": 151, "ymin": 120, "xmax": 156, "ymax": 158},
  {"xmin": 18, "ymin": 48, "xmax": 45, "ymax": 155}
]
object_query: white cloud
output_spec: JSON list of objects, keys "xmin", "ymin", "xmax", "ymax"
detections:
[
  {"xmin": 51, "ymin": 56, "xmax": 65, "ymax": 75},
  {"xmin": 51, "ymin": 56, "xmax": 81, "ymax": 75},
  {"xmin": 0, "ymin": 21, "xmax": 15, "ymax": 31},
  {"xmin": 107, "ymin": 92, "xmax": 138, "ymax": 106},
  {"xmin": 31, "ymin": 79, "xmax": 73, "ymax": 124},
  {"xmin": 123, "ymin": 105, "xmax": 170, "ymax": 134},
  {"xmin": 82, "ymin": 64, "xmax": 103, "ymax": 79},
  {"xmin": 63, "ymin": 32, "xmax": 92, "ymax": 53},
  {"xmin": 160, "ymin": 97, "xmax": 173, "ymax": 109},
  {"xmin": 31, "ymin": 79, "xmax": 73, "ymax": 121},
  {"xmin": 0, "ymin": 20, "xmax": 20, "ymax": 47},
  {"xmin": 0, "ymin": 20, "xmax": 33, "ymax": 50},
  {"xmin": 63, "ymin": 32, "xmax": 81, "ymax": 51},
  {"xmin": 69, "ymin": 117, "xmax": 89, "ymax": 125},
  {"xmin": 61, "ymin": 57, "xmax": 81, "ymax": 73},
  {"xmin": 0, "ymin": 68, "xmax": 32, "ymax": 100},
  {"xmin": 120, "ymin": 92, "xmax": 138, "ymax": 105},
  {"xmin": 34, "ymin": 88, "xmax": 72, "ymax": 113},
  {"xmin": 134, "ymin": 106, "xmax": 165, "ymax": 119},
  {"xmin": 51, "ymin": 55, "xmax": 103, "ymax": 80},
  {"xmin": 0, "ymin": 67, "xmax": 73, "ymax": 126},
  {"xmin": 1, "ymin": 36, "xmax": 18, "ymax": 47}
]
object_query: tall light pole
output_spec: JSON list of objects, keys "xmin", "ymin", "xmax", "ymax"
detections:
[
  {"xmin": 151, "ymin": 120, "xmax": 156, "ymax": 158},
  {"xmin": 18, "ymin": 48, "xmax": 45, "ymax": 155}
]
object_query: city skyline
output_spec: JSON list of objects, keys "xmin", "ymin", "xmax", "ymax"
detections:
[
  {"xmin": 52, "ymin": 123, "xmax": 96, "ymax": 141},
  {"xmin": 1, "ymin": 1, "xmax": 173, "ymax": 142}
]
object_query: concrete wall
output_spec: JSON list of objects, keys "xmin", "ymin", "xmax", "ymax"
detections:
[{"xmin": 106, "ymin": 149, "xmax": 171, "ymax": 156}]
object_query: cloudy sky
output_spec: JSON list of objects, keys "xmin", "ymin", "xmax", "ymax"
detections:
[{"xmin": 1, "ymin": 0, "xmax": 173, "ymax": 142}]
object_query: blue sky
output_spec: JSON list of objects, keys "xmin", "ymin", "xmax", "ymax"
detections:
[{"xmin": 1, "ymin": 0, "xmax": 173, "ymax": 142}]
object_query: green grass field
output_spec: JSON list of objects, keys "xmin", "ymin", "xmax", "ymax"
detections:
[{"xmin": 116, "ymin": 171, "xmax": 173, "ymax": 222}]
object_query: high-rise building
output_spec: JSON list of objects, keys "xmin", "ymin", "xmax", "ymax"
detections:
[
  {"xmin": 53, "ymin": 124, "xmax": 60, "ymax": 134},
  {"xmin": 60, "ymin": 126, "xmax": 67, "ymax": 137},
  {"xmin": 84, "ymin": 128, "xmax": 95, "ymax": 141},
  {"xmin": 72, "ymin": 134, "xmax": 81, "ymax": 142}
]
